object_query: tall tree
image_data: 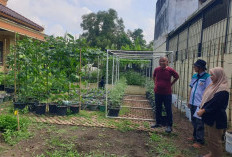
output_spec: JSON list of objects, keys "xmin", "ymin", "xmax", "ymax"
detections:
[
  {"xmin": 128, "ymin": 28, "xmax": 146, "ymax": 49},
  {"xmin": 81, "ymin": 9, "xmax": 126, "ymax": 50}
]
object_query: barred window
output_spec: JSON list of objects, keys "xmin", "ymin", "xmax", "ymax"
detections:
[{"xmin": 203, "ymin": 0, "xmax": 228, "ymax": 29}]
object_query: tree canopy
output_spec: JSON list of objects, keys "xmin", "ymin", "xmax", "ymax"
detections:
[{"xmin": 80, "ymin": 9, "xmax": 153, "ymax": 51}]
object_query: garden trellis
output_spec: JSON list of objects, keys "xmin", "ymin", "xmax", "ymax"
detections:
[{"xmin": 105, "ymin": 50, "xmax": 174, "ymax": 120}]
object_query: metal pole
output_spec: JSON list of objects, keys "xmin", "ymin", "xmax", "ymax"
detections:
[
  {"xmin": 97, "ymin": 56, "xmax": 100, "ymax": 88},
  {"xmin": 118, "ymin": 58, "xmax": 120, "ymax": 81},
  {"xmin": 115, "ymin": 57, "xmax": 118, "ymax": 82},
  {"xmin": 105, "ymin": 50, "xmax": 109, "ymax": 117},
  {"xmin": 112, "ymin": 56, "xmax": 115, "ymax": 85},
  {"xmin": 79, "ymin": 48, "xmax": 82, "ymax": 112}
]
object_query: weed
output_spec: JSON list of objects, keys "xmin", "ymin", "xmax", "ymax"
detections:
[
  {"xmin": 143, "ymin": 122, "xmax": 150, "ymax": 129},
  {"xmin": 119, "ymin": 107, "xmax": 130, "ymax": 116}
]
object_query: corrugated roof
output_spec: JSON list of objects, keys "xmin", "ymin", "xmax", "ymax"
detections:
[{"xmin": 0, "ymin": 4, "xmax": 44, "ymax": 31}]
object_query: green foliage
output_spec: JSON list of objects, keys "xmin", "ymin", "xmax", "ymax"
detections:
[
  {"xmin": 121, "ymin": 71, "xmax": 146, "ymax": 86},
  {"xmin": 6, "ymin": 35, "xmax": 105, "ymax": 103},
  {"xmin": 149, "ymin": 132, "xmax": 181, "ymax": 157},
  {"xmin": 0, "ymin": 114, "xmax": 30, "ymax": 145},
  {"xmin": 0, "ymin": 114, "xmax": 28, "ymax": 131},
  {"xmin": 81, "ymin": 9, "xmax": 152, "ymax": 50},
  {"xmin": 0, "ymin": 72, "xmax": 5, "ymax": 84},
  {"xmin": 145, "ymin": 79, "xmax": 155, "ymax": 101},
  {"xmin": 108, "ymin": 78, "xmax": 127, "ymax": 109}
]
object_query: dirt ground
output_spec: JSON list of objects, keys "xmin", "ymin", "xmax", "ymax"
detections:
[
  {"xmin": 0, "ymin": 107, "xmax": 230, "ymax": 157},
  {"xmin": 0, "ymin": 91, "xmax": 231, "ymax": 156},
  {"xmin": 0, "ymin": 125, "xmax": 153, "ymax": 157}
]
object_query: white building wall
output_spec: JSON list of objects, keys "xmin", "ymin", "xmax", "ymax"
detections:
[{"xmin": 154, "ymin": 0, "xmax": 198, "ymax": 51}]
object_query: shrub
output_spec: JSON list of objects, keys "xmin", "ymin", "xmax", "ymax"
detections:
[
  {"xmin": 108, "ymin": 78, "xmax": 127, "ymax": 109},
  {"xmin": 0, "ymin": 114, "xmax": 29, "ymax": 132},
  {"xmin": 0, "ymin": 114, "xmax": 30, "ymax": 145},
  {"xmin": 121, "ymin": 71, "xmax": 146, "ymax": 86}
]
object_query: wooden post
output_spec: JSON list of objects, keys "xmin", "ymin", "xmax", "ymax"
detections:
[
  {"xmin": 187, "ymin": 49, "xmax": 190, "ymax": 106},
  {"xmin": 79, "ymin": 48, "xmax": 82, "ymax": 112},
  {"xmin": 207, "ymin": 42, "xmax": 212, "ymax": 71},
  {"xmin": 213, "ymin": 43, "xmax": 216, "ymax": 68},
  {"xmin": 192, "ymin": 49, "xmax": 196, "ymax": 77},
  {"xmin": 177, "ymin": 51, "xmax": 183, "ymax": 110},
  {"xmin": 216, "ymin": 38, "xmax": 221, "ymax": 67},
  {"xmin": 180, "ymin": 55, "xmax": 186, "ymax": 115},
  {"xmin": 221, "ymin": 42, "xmax": 225, "ymax": 68},
  {"xmin": 14, "ymin": 33, "xmax": 17, "ymax": 99},
  {"xmin": 17, "ymin": 111, "xmax": 20, "ymax": 131},
  {"xmin": 3, "ymin": 38, "xmax": 6, "ymax": 90}
]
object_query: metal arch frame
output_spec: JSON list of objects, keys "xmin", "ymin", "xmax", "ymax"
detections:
[{"xmin": 105, "ymin": 49, "xmax": 174, "ymax": 120}]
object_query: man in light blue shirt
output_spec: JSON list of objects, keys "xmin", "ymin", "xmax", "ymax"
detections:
[{"xmin": 188, "ymin": 59, "xmax": 211, "ymax": 148}]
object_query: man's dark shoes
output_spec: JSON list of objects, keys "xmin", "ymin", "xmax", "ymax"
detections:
[
  {"xmin": 165, "ymin": 126, "xmax": 172, "ymax": 133},
  {"xmin": 151, "ymin": 124, "xmax": 162, "ymax": 128}
]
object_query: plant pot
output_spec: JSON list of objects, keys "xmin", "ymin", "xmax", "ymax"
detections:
[
  {"xmin": 81, "ymin": 104, "xmax": 88, "ymax": 110},
  {"xmin": 70, "ymin": 105, "xmax": 79, "ymax": 114},
  {"xmin": 28, "ymin": 102, "xmax": 36, "ymax": 112},
  {"xmin": 49, "ymin": 103, "xmax": 57, "ymax": 114},
  {"xmin": 88, "ymin": 104, "xmax": 98, "ymax": 111},
  {"xmin": 3, "ymin": 96, "xmax": 9, "ymax": 102},
  {"xmin": 14, "ymin": 102, "xmax": 26, "ymax": 109},
  {"xmin": 5, "ymin": 87, "xmax": 14, "ymax": 93},
  {"xmin": 56, "ymin": 106, "xmax": 68, "ymax": 116},
  {"xmin": 108, "ymin": 108, "xmax": 120, "ymax": 117},
  {"xmin": 225, "ymin": 131, "xmax": 232, "ymax": 154},
  {"xmin": 99, "ymin": 105, "xmax": 105, "ymax": 112},
  {"xmin": 35, "ymin": 103, "xmax": 46, "ymax": 115},
  {"xmin": 0, "ymin": 85, "xmax": 4, "ymax": 91}
]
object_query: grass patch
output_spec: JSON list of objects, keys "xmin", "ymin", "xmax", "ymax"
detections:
[
  {"xmin": 149, "ymin": 132, "xmax": 181, "ymax": 157},
  {"xmin": 143, "ymin": 122, "xmax": 150, "ymax": 129},
  {"xmin": 48, "ymin": 137, "xmax": 75, "ymax": 150},
  {"xmin": 119, "ymin": 107, "xmax": 130, "ymax": 116}
]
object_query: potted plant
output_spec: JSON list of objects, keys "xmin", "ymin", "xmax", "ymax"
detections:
[
  {"xmin": 13, "ymin": 95, "xmax": 26, "ymax": 110},
  {"xmin": 51, "ymin": 94, "xmax": 68, "ymax": 116},
  {"xmin": 4, "ymin": 71, "xmax": 15, "ymax": 94},
  {"xmin": 81, "ymin": 98, "xmax": 89, "ymax": 110},
  {"xmin": 68, "ymin": 89, "xmax": 80, "ymax": 114},
  {"xmin": 108, "ymin": 78, "xmax": 127, "ymax": 117},
  {"xmin": 0, "ymin": 72, "xmax": 5, "ymax": 91},
  {"xmin": 99, "ymin": 100, "xmax": 106, "ymax": 112},
  {"xmin": 87, "ymin": 99, "xmax": 99, "ymax": 111},
  {"xmin": 69, "ymin": 101, "xmax": 80, "ymax": 114}
]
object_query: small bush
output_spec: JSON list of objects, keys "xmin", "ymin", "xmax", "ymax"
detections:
[
  {"xmin": 121, "ymin": 71, "xmax": 146, "ymax": 86},
  {"xmin": 108, "ymin": 78, "xmax": 127, "ymax": 109},
  {"xmin": 0, "ymin": 114, "xmax": 30, "ymax": 145}
]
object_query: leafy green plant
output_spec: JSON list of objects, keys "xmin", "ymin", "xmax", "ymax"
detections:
[
  {"xmin": 121, "ymin": 70, "xmax": 146, "ymax": 86},
  {"xmin": 108, "ymin": 78, "xmax": 127, "ymax": 109},
  {"xmin": 0, "ymin": 114, "xmax": 30, "ymax": 145}
]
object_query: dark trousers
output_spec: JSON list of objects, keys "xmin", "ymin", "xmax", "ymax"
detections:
[
  {"xmin": 155, "ymin": 94, "xmax": 173, "ymax": 127},
  {"xmin": 190, "ymin": 105, "xmax": 204, "ymax": 144}
]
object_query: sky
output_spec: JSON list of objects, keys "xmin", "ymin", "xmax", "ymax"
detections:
[{"xmin": 7, "ymin": 0, "xmax": 157, "ymax": 43}]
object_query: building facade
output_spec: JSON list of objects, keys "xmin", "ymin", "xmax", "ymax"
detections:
[
  {"xmin": 161, "ymin": 0, "xmax": 232, "ymax": 127},
  {"xmin": 154, "ymin": 0, "xmax": 199, "ymax": 51},
  {"xmin": 0, "ymin": 0, "xmax": 45, "ymax": 71}
]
